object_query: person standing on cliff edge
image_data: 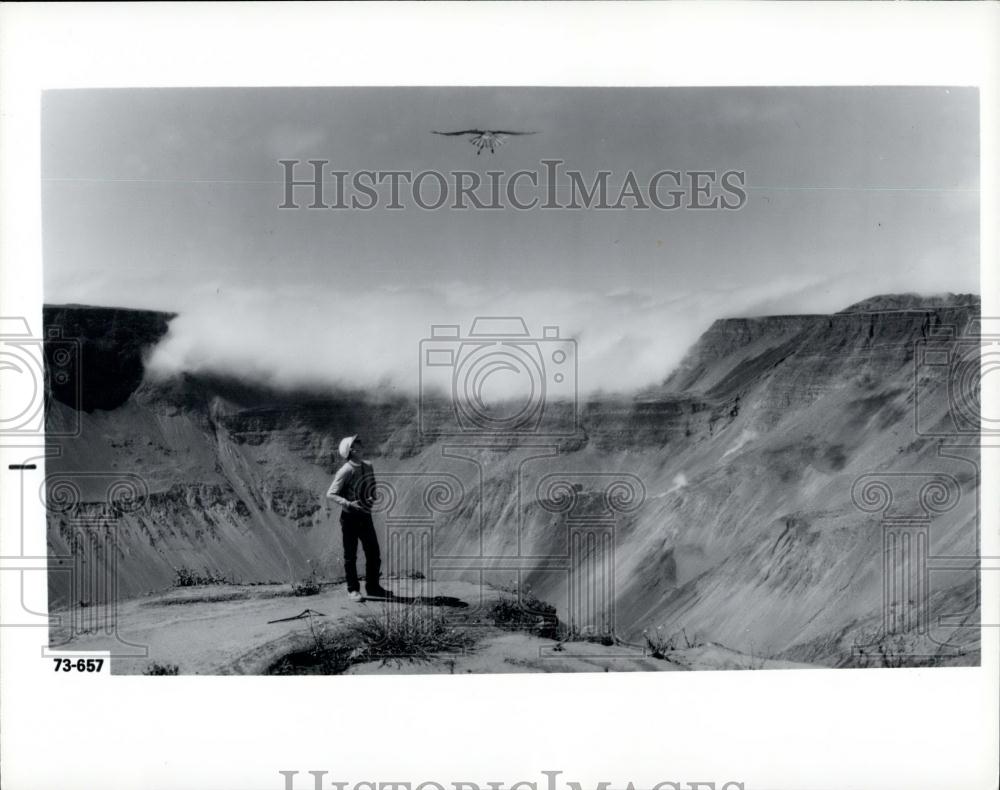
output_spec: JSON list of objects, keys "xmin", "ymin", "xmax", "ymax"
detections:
[{"xmin": 326, "ymin": 436, "xmax": 391, "ymax": 601}]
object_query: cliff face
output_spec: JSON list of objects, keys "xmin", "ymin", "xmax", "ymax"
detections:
[
  {"xmin": 43, "ymin": 305, "xmax": 176, "ymax": 412},
  {"xmin": 664, "ymin": 304, "xmax": 975, "ymax": 397},
  {"xmin": 43, "ymin": 297, "xmax": 982, "ymax": 666}
]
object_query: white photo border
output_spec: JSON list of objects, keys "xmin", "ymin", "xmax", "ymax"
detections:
[{"xmin": 1, "ymin": 3, "xmax": 997, "ymax": 790}]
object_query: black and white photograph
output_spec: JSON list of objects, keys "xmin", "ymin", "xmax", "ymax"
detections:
[
  {"xmin": 1, "ymin": 5, "xmax": 997, "ymax": 790},
  {"xmin": 34, "ymin": 84, "xmax": 983, "ymax": 677}
]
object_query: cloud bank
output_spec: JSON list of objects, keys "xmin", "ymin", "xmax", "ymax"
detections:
[{"xmin": 142, "ymin": 271, "xmax": 917, "ymax": 398}]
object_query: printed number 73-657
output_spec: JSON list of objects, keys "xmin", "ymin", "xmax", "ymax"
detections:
[{"xmin": 53, "ymin": 658, "xmax": 104, "ymax": 672}]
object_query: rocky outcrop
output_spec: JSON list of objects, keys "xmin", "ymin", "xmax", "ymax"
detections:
[
  {"xmin": 43, "ymin": 304, "xmax": 175, "ymax": 412},
  {"xmin": 837, "ymin": 292, "xmax": 980, "ymax": 313},
  {"xmin": 663, "ymin": 296, "xmax": 980, "ymax": 406}
]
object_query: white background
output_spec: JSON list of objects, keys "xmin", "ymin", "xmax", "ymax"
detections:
[{"xmin": 1, "ymin": 4, "xmax": 998, "ymax": 790}]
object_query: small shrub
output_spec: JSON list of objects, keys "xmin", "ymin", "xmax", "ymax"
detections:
[
  {"xmin": 489, "ymin": 585, "xmax": 559, "ymax": 640},
  {"xmin": 291, "ymin": 570, "xmax": 322, "ymax": 597},
  {"xmin": 345, "ymin": 606, "xmax": 476, "ymax": 666},
  {"xmin": 642, "ymin": 625, "xmax": 698, "ymax": 659},
  {"xmin": 269, "ymin": 607, "xmax": 475, "ymax": 675},
  {"xmin": 143, "ymin": 662, "xmax": 179, "ymax": 675},
  {"xmin": 848, "ymin": 628, "xmax": 943, "ymax": 668},
  {"xmin": 269, "ymin": 616, "xmax": 354, "ymax": 675},
  {"xmin": 559, "ymin": 625, "xmax": 616, "ymax": 646},
  {"xmin": 173, "ymin": 567, "xmax": 231, "ymax": 587}
]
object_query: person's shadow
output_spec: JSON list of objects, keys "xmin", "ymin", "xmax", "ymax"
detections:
[{"xmin": 367, "ymin": 593, "xmax": 468, "ymax": 609}]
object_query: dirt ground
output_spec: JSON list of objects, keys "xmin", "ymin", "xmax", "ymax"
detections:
[{"xmin": 49, "ymin": 580, "xmax": 817, "ymax": 675}]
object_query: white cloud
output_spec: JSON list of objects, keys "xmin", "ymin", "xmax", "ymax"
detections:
[
  {"xmin": 106, "ymin": 258, "xmax": 968, "ymax": 399},
  {"xmin": 144, "ymin": 275, "xmax": 839, "ymax": 396}
]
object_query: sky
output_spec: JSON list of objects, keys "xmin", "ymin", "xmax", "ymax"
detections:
[{"xmin": 41, "ymin": 87, "xmax": 980, "ymax": 395}]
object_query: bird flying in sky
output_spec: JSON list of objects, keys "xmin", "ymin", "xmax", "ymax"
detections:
[{"xmin": 432, "ymin": 129, "xmax": 537, "ymax": 155}]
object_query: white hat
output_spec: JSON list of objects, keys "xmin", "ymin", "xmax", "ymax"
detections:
[{"xmin": 338, "ymin": 435, "xmax": 359, "ymax": 459}]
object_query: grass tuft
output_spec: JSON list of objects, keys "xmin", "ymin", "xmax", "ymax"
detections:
[
  {"xmin": 488, "ymin": 584, "xmax": 559, "ymax": 640},
  {"xmin": 267, "ymin": 605, "xmax": 476, "ymax": 674},
  {"xmin": 344, "ymin": 606, "xmax": 476, "ymax": 666},
  {"xmin": 173, "ymin": 567, "xmax": 232, "ymax": 587},
  {"xmin": 143, "ymin": 662, "xmax": 180, "ymax": 675}
]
